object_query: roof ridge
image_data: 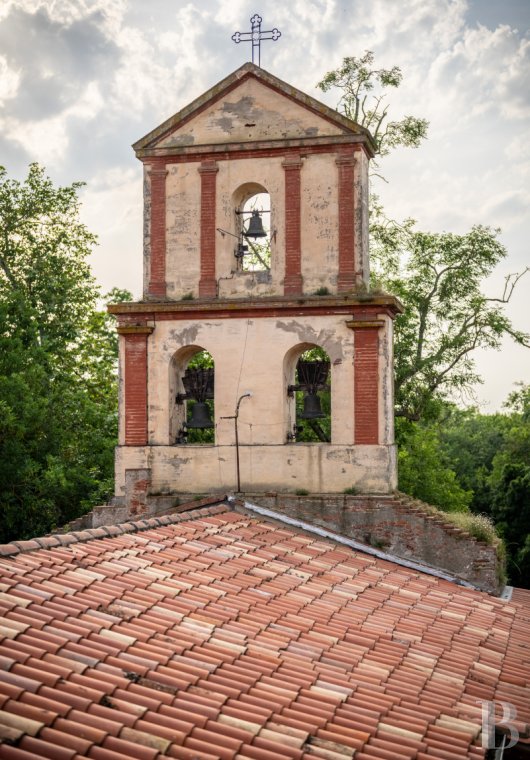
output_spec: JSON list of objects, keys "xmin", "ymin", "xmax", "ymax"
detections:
[{"xmin": 0, "ymin": 502, "xmax": 231, "ymax": 557}]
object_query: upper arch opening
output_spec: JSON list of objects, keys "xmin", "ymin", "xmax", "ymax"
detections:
[{"xmin": 233, "ymin": 182, "xmax": 271, "ymax": 272}]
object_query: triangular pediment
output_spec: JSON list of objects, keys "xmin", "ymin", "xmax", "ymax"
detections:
[{"xmin": 134, "ymin": 63, "xmax": 375, "ymax": 156}]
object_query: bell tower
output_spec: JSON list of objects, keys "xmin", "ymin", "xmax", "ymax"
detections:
[{"xmin": 109, "ymin": 63, "xmax": 402, "ymax": 514}]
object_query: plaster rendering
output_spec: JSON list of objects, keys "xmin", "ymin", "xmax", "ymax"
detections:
[{"xmin": 110, "ymin": 63, "xmax": 402, "ymax": 514}]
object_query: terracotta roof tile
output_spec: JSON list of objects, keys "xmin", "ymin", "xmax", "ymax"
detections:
[
  {"xmin": 0, "ymin": 746, "xmax": 47, "ymax": 760},
  {"xmin": 0, "ymin": 504, "xmax": 528, "ymax": 758}
]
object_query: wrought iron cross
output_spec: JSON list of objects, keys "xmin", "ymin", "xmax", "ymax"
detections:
[{"xmin": 232, "ymin": 13, "xmax": 281, "ymax": 67}]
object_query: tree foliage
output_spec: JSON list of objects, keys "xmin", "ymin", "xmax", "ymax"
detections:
[
  {"xmin": 0, "ymin": 164, "xmax": 130, "ymax": 542},
  {"xmin": 396, "ymin": 418, "xmax": 471, "ymax": 512},
  {"xmin": 317, "ymin": 51, "xmax": 530, "ymax": 584},
  {"xmin": 439, "ymin": 386, "xmax": 530, "ymax": 586},
  {"xmin": 371, "ymin": 220, "xmax": 529, "ymax": 422},
  {"xmin": 317, "ymin": 51, "xmax": 428, "ymax": 160},
  {"xmin": 319, "ymin": 52, "xmax": 528, "ymax": 423}
]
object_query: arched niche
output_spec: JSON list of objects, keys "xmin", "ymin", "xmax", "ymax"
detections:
[
  {"xmin": 169, "ymin": 345, "xmax": 215, "ymax": 445},
  {"xmin": 232, "ymin": 182, "xmax": 272, "ymax": 273},
  {"xmin": 284, "ymin": 343, "xmax": 331, "ymax": 443}
]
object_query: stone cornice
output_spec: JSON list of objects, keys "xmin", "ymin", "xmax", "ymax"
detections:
[
  {"xmin": 136, "ymin": 134, "xmax": 371, "ymax": 161},
  {"xmin": 109, "ymin": 293, "xmax": 404, "ymax": 321}
]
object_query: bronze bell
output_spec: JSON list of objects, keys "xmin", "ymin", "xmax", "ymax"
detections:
[
  {"xmin": 187, "ymin": 401, "xmax": 214, "ymax": 429},
  {"xmin": 299, "ymin": 392, "xmax": 326, "ymax": 419},
  {"xmin": 244, "ymin": 210, "xmax": 267, "ymax": 239}
]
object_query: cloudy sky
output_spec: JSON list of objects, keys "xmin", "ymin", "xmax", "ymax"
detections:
[{"xmin": 1, "ymin": 0, "xmax": 529, "ymax": 411}]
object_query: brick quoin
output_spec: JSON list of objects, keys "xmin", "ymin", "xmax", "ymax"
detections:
[
  {"xmin": 336, "ymin": 151, "xmax": 356, "ymax": 292},
  {"xmin": 198, "ymin": 161, "xmax": 219, "ymax": 298},
  {"xmin": 148, "ymin": 164, "xmax": 168, "ymax": 297},
  {"xmin": 282, "ymin": 155, "xmax": 303, "ymax": 295},
  {"xmin": 122, "ymin": 330, "xmax": 152, "ymax": 446},
  {"xmin": 353, "ymin": 327, "xmax": 379, "ymax": 444}
]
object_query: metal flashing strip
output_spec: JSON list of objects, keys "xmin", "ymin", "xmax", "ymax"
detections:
[
  {"xmin": 500, "ymin": 585, "xmax": 514, "ymax": 601},
  {"xmin": 230, "ymin": 496, "xmax": 478, "ymax": 590}
]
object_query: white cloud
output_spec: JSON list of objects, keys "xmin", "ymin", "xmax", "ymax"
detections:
[
  {"xmin": 1, "ymin": 0, "xmax": 528, "ymax": 409},
  {"xmin": 80, "ymin": 166, "xmax": 143, "ymax": 299},
  {"xmin": 0, "ymin": 55, "xmax": 19, "ymax": 104},
  {"xmin": 427, "ymin": 23, "xmax": 530, "ymax": 125}
]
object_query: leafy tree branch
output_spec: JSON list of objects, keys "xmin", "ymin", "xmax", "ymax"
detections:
[
  {"xmin": 317, "ymin": 51, "xmax": 429, "ymax": 164},
  {"xmin": 0, "ymin": 164, "xmax": 131, "ymax": 542},
  {"xmin": 370, "ymin": 219, "xmax": 529, "ymax": 421}
]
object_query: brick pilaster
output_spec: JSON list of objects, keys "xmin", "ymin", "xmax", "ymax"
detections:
[
  {"xmin": 148, "ymin": 164, "xmax": 168, "ymax": 298},
  {"xmin": 282, "ymin": 155, "xmax": 303, "ymax": 295},
  {"xmin": 119, "ymin": 325, "xmax": 154, "ymax": 446},
  {"xmin": 198, "ymin": 161, "xmax": 219, "ymax": 298},
  {"xmin": 336, "ymin": 151, "xmax": 356, "ymax": 292},
  {"xmin": 347, "ymin": 319, "xmax": 384, "ymax": 445}
]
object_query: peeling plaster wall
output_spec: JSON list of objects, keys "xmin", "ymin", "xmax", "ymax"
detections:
[
  {"xmin": 114, "ymin": 444, "xmax": 397, "ymax": 500},
  {"xmin": 301, "ymin": 154, "xmax": 338, "ymax": 293},
  {"xmin": 126, "ymin": 71, "xmax": 396, "ymax": 508},
  {"xmin": 115, "ymin": 311, "xmax": 396, "ymax": 499},
  {"xmin": 142, "ymin": 166, "xmax": 151, "ymax": 299},
  {"xmin": 162, "ymin": 149, "xmax": 366, "ymax": 300},
  {"xmin": 145, "ymin": 314, "xmax": 366, "ymax": 447},
  {"xmin": 157, "ymin": 78, "xmax": 347, "ymax": 148},
  {"xmin": 216, "ymin": 156, "xmax": 285, "ymax": 298},
  {"xmin": 379, "ymin": 316, "xmax": 395, "ymax": 446},
  {"xmin": 355, "ymin": 150, "xmax": 370, "ymax": 282},
  {"xmin": 165, "ymin": 164, "xmax": 201, "ymax": 298}
]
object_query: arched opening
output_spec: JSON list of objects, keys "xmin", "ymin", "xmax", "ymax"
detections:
[
  {"xmin": 170, "ymin": 347, "xmax": 215, "ymax": 445},
  {"xmin": 285, "ymin": 344, "xmax": 331, "ymax": 443},
  {"xmin": 234, "ymin": 183, "xmax": 271, "ymax": 272}
]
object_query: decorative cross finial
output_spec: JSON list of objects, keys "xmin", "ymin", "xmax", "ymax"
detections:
[{"xmin": 232, "ymin": 13, "xmax": 281, "ymax": 67}]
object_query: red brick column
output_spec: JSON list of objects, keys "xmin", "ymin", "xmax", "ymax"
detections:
[
  {"xmin": 198, "ymin": 161, "xmax": 219, "ymax": 298},
  {"xmin": 347, "ymin": 320, "xmax": 383, "ymax": 445},
  {"xmin": 336, "ymin": 151, "xmax": 356, "ymax": 292},
  {"xmin": 119, "ymin": 325, "xmax": 154, "ymax": 446},
  {"xmin": 282, "ymin": 155, "xmax": 303, "ymax": 294},
  {"xmin": 148, "ymin": 164, "xmax": 168, "ymax": 298}
]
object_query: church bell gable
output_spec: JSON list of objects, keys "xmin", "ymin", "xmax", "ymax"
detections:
[
  {"xmin": 133, "ymin": 63, "xmax": 376, "ymax": 303},
  {"xmin": 110, "ymin": 62, "xmax": 402, "ymax": 514}
]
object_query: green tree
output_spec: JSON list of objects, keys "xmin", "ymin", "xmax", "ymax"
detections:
[
  {"xmin": 0, "ymin": 164, "xmax": 129, "ymax": 542},
  {"xmin": 396, "ymin": 418, "xmax": 471, "ymax": 512},
  {"xmin": 371, "ymin": 223, "xmax": 529, "ymax": 422},
  {"xmin": 440, "ymin": 406, "xmax": 511, "ymax": 515},
  {"xmin": 318, "ymin": 54, "xmax": 527, "ymax": 421},
  {"xmin": 488, "ymin": 386, "xmax": 530, "ymax": 585},
  {"xmin": 438, "ymin": 386, "xmax": 530, "ymax": 586},
  {"xmin": 317, "ymin": 51, "xmax": 428, "ymax": 163},
  {"xmin": 317, "ymin": 53, "xmax": 529, "ymax": 572}
]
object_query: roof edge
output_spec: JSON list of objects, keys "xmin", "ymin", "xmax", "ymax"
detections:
[
  {"xmin": 0, "ymin": 501, "xmax": 230, "ymax": 557},
  {"xmin": 232, "ymin": 497, "xmax": 480, "ymax": 590}
]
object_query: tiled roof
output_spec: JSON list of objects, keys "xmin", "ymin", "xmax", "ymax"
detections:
[{"xmin": 0, "ymin": 503, "xmax": 528, "ymax": 760}]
